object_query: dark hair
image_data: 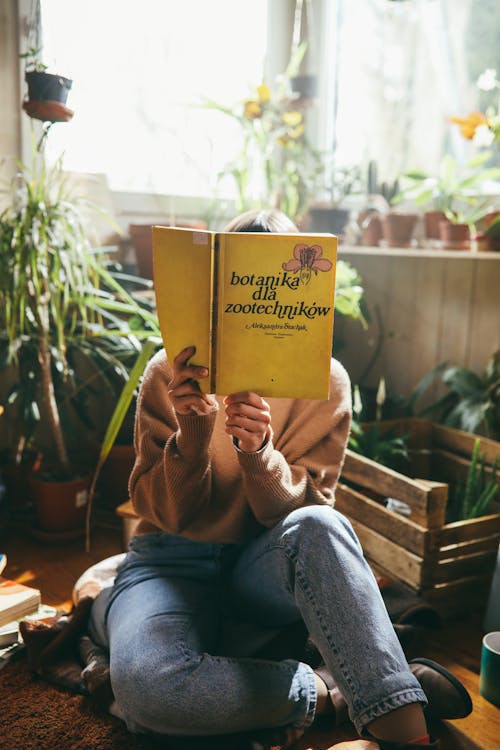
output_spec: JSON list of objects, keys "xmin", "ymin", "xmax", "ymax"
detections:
[{"xmin": 223, "ymin": 209, "xmax": 299, "ymax": 234}]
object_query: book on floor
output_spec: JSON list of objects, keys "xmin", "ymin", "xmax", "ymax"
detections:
[
  {"xmin": 0, "ymin": 577, "xmax": 41, "ymax": 628},
  {"xmin": 152, "ymin": 226, "xmax": 338, "ymax": 399}
]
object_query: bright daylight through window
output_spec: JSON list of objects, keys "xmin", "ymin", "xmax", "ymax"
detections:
[
  {"xmin": 40, "ymin": 0, "xmax": 268, "ymax": 198},
  {"xmin": 39, "ymin": 0, "xmax": 500, "ymax": 207}
]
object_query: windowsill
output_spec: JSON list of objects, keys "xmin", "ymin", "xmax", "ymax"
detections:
[{"xmin": 338, "ymin": 244, "xmax": 500, "ymax": 259}]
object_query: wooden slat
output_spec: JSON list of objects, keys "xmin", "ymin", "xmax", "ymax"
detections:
[
  {"xmin": 466, "ymin": 256, "xmax": 500, "ymax": 377},
  {"xmin": 407, "ymin": 259, "xmax": 445, "ymax": 410},
  {"xmin": 424, "ymin": 573, "xmax": 492, "ymax": 595},
  {"xmin": 436, "ymin": 535, "xmax": 500, "ymax": 561},
  {"xmin": 342, "ymin": 449, "xmax": 446, "ymax": 527},
  {"xmin": 348, "ymin": 518, "xmax": 423, "ymax": 589},
  {"xmin": 429, "ymin": 512, "xmax": 500, "ymax": 548},
  {"xmin": 431, "ymin": 448, "xmax": 500, "ymax": 488},
  {"xmin": 436, "ymin": 258, "xmax": 475, "ymax": 390},
  {"xmin": 423, "ymin": 575, "xmax": 493, "ymax": 618},
  {"xmin": 382, "ymin": 257, "xmax": 419, "ymax": 397},
  {"xmin": 335, "ymin": 483, "xmax": 427, "ymax": 556},
  {"xmin": 421, "ymin": 549, "xmax": 498, "ymax": 586},
  {"xmin": 432, "ymin": 423, "xmax": 500, "ymax": 466}
]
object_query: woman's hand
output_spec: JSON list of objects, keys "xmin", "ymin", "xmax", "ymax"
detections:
[
  {"xmin": 224, "ymin": 391, "xmax": 272, "ymax": 453},
  {"xmin": 168, "ymin": 346, "xmax": 216, "ymax": 416}
]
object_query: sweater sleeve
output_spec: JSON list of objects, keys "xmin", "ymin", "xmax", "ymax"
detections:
[
  {"xmin": 128, "ymin": 350, "xmax": 219, "ymax": 534},
  {"xmin": 235, "ymin": 359, "xmax": 352, "ymax": 527}
]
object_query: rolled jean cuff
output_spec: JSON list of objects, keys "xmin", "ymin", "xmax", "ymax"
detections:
[
  {"xmin": 356, "ymin": 687, "xmax": 428, "ymax": 735},
  {"xmin": 292, "ymin": 662, "xmax": 317, "ymax": 729}
]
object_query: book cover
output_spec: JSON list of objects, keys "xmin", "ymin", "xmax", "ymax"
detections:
[
  {"xmin": 152, "ymin": 226, "xmax": 337, "ymax": 399},
  {"xmin": 0, "ymin": 578, "xmax": 41, "ymax": 628}
]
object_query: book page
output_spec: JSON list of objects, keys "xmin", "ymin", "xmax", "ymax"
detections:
[
  {"xmin": 215, "ymin": 232, "xmax": 337, "ymax": 399},
  {"xmin": 152, "ymin": 226, "xmax": 214, "ymax": 390}
]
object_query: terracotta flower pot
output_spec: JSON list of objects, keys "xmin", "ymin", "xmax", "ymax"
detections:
[
  {"xmin": 438, "ymin": 220, "xmax": 471, "ymax": 250},
  {"xmin": 424, "ymin": 210, "xmax": 447, "ymax": 241},
  {"xmin": 30, "ymin": 473, "xmax": 92, "ymax": 532},
  {"xmin": 359, "ymin": 210, "xmax": 383, "ymax": 246},
  {"xmin": 380, "ymin": 213, "xmax": 419, "ymax": 247}
]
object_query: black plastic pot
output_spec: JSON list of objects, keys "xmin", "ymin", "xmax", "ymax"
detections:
[
  {"xmin": 290, "ymin": 74, "xmax": 318, "ymax": 99},
  {"xmin": 25, "ymin": 71, "xmax": 72, "ymax": 104}
]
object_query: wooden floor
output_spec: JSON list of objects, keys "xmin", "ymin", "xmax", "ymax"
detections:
[{"xmin": 2, "ymin": 513, "xmax": 499, "ymax": 750}]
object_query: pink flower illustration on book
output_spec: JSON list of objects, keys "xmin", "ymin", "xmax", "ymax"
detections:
[{"xmin": 282, "ymin": 244, "xmax": 332, "ymax": 285}]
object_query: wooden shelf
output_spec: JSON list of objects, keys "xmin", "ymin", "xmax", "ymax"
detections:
[{"xmin": 339, "ymin": 244, "xmax": 500, "ymax": 259}]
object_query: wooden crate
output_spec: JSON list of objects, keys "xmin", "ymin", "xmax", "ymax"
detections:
[{"xmin": 336, "ymin": 418, "xmax": 500, "ymax": 617}]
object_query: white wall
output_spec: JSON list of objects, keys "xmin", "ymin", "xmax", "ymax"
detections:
[{"xmin": 0, "ymin": 0, "xmax": 21, "ymax": 190}]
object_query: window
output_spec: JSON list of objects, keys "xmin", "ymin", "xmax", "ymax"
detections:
[
  {"xmin": 36, "ymin": 0, "xmax": 500, "ymax": 209},
  {"xmin": 40, "ymin": 0, "xmax": 270, "ymax": 198},
  {"xmin": 319, "ymin": 0, "xmax": 500, "ymax": 192}
]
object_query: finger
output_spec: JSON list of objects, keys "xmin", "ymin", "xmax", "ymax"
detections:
[
  {"xmin": 225, "ymin": 402, "xmax": 271, "ymax": 425},
  {"xmin": 169, "ymin": 382, "xmax": 215, "ymax": 405},
  {"xmin": 173, "ymin": 393, "xmax": 215, "ymax": 415},
  {"xmin": 224, "ymin": 391, "xmax": 268, "ymax": 409},
  {"xmin": 173, "ymin": 346, "xmax": 196, "ymax": 367},
  {"xmin": 225, "ymin": 424, "xmax": 267, "ymax": 452},
  {"xmin": 226, "ymin": 414, "xmax": 268, "ymax": 434},
  {"xmin": 169, "ymin": 365, "xmax": 209, "ymax": 391}
]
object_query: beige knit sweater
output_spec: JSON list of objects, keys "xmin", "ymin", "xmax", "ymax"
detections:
[{"xmin": 129, "ymin": 349, "xmax": 352, "ymax": 544}]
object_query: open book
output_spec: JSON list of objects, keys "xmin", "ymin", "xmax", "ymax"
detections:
[
  {"xmin": 152, "ymin": 226, "xmax": 337, "ymax": 399},
  {"xmin": 0, "ymin": 578, "xmax": 41, "ymax": 628}
]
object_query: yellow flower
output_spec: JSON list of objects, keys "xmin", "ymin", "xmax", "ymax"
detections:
[
  {"xmin": 282, "ymin": 110, "xmax": 302, "ymax": 127},
  {"xmin": 287, "ymin": 123, "xmax": 305, "ymax": 140},
  {"xmin": 450, "ymin": 111, "xmax": 489, "ymax": 140},
  {"xmin": 257, "ymin": 84, "xmax": 271, "ymax": 103},
  {"xmin": 243, "ymin": 99, "xmax": 262, "ymax": 119}
]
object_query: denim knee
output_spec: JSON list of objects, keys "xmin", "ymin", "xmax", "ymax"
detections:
[{"xmin": 279, "ymin": 505, "xmax": 362, "ymax": 555}]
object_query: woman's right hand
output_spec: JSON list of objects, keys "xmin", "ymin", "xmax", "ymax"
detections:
[{"xmin": 167, "ymin": 346, "xmax": 217, "ymax": 416}]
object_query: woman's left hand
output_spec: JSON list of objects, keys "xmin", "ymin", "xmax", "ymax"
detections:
[{"xmin": 224, "ymin": 391, "xmax": 272, "ymax": 453}]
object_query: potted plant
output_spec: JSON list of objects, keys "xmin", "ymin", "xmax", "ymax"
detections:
[
  {"xmin": 203, "ymin": 45, "xmax": 324, "ymax": 225},
  {"xmin": 393, "ymin": 153, "xmax": 500, "ymax": 242},
  {"xmin": 438, "ymin": 201, "xmax": 493, "ymax": 249},
  {"xmin": 0, "ymin": 143, "xmax": 159, "ymax": 537},
  {"xmin": 306, "ymin": 163, "xmax": 363, "ymax": 236},
  {"xmin": 351, "ymin": 161, "xmax": 399, "ymax": 246},
  {"xmin": 20, "ymin": 47, "xmax": 74, "ymax": 124}
]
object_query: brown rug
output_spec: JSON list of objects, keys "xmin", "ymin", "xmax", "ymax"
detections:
[
  {"xmin": 0, "ymin": 654, "xmax": 321, "ymax": 750},
  {"xmin": 0, "ymin": 653, "xmax": 161, "ymax": 750}
]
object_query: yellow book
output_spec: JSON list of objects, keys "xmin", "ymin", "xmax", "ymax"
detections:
[{"xmin": 152, "ymin": 226, "xmax": 337, "ymax": 399}]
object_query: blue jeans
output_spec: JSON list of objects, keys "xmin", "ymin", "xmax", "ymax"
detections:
[{"xmin": 89, "ymin": 505, "xmax": 426, "ymax": 737}]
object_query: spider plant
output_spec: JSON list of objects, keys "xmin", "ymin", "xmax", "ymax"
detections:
[
  {"xmin": 0, "ymin": 144, "xmax": 160, "ymax": 481},
  {"xmin": 447, "ymin": 439, "xmax": 499, "ymax": 522}
]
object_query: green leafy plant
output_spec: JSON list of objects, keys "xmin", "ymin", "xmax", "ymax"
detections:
[
  {"xmin": 349, "ymin": 381, "xmax": 410, "ymax": 472},
  {"xmin": 334, "ymin": 260, "xmax": 367, "ymax": 326},
  {"xmin": 204, "ymin": 43, "xmax": 323, "ymax": 222},
  {"xmin": 421, "ymin": 353, "xmax": 500, "ymax": 440},
  {"xmin": 447, "ymin": 439, "xmax": 499, "ymax": 522},
  {"xmin": 389, "ymin": 354, "xmax": 500, "ymax": 441},
  {"xmin": 0, "ymin": 141, "xmax": 160, "ymax": 480},
  {"xmin": 393, "ymin": 153, "xmax": 500, "ymax": 213},
  {"xmin": 348, "ymin": 420, "xmax": 410, "ymax": 472},
  {"xmin": 19, "ymin": 46, "xmax": 47, "ymax": 73},
  {"xmin": 443, "ymin": 199, "xmax": 494, "ymax": 232}
]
